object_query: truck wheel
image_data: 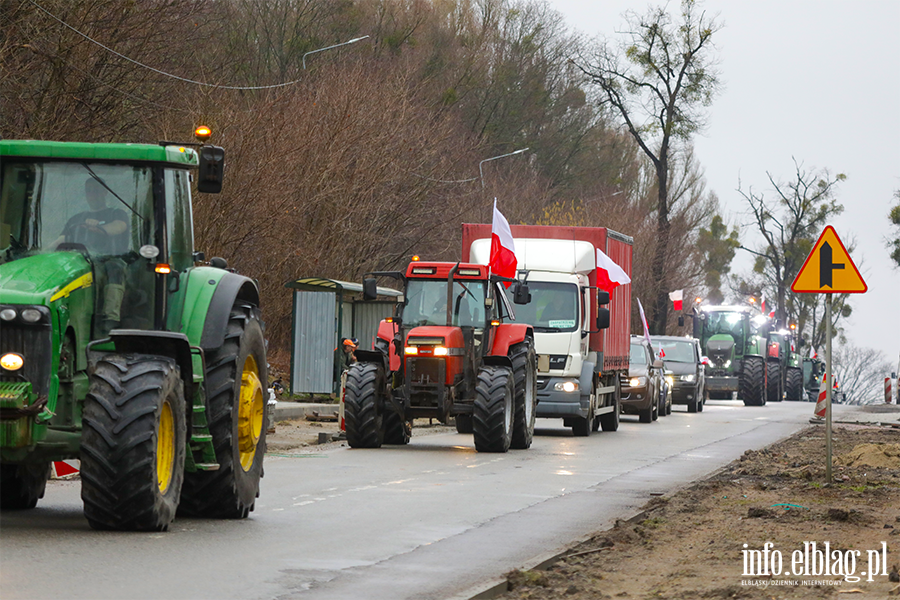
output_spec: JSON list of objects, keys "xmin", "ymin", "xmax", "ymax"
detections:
[
  {"xmin": 741, "ymin": 356, "xmax": 766, "ymax": 406},
  {"xmin": 0, "ymin": 462, "xmax": 51, "ymax": 510},
  {"xmin": 509, "ymin": 339, "xmax": 537, "ymax": 449},
  {"xmin": 179, "ymin": 304, "xmax": 267, "ymax": 519},
  {"xmin": 81, "ymin": 355, "xmax": 186, "ymax": 531},
  {"xmin": 343, "ymin": 362, "xmax": 385, "ymax": 448},
  {"xmin": 599, "ymin": 377, "xmax": 620, "ymax": 432},
  {"xmin": 766, "ymin": 360, "xmax": 783, "ymax": 402},
  {"xmin": 785, "ymin": 367, "xmax": 803, "ymax": 401},
  {"xmin": 383, "ymin": 411, "xmax": 411, "ymax": 445},
  {"xmin": 473, "ymin": 366, "xmax": 513, "ymax": 453},
  {"xmin": 687, "ymin": 397, "xmax": 699, "ymax": 413},
  {"xmin": 455, "ymin": 414, "xmax": 474, "ymax": 434}
]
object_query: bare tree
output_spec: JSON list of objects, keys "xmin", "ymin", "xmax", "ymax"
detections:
[
  {"xmin": 736, "ymin": 160, "xmax": 846, "ymax": 347},
  {"xmin": 832, "ymin": 344, "xmax": 892, "ymax": 405},
  {"xmin": 579, "ymin": 0, "xmax": 721, "ymax": 334}
]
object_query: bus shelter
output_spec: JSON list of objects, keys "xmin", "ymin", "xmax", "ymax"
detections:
[{"xmin": 285, "ymin": 277, "xmax": 401, "ymax": 395}]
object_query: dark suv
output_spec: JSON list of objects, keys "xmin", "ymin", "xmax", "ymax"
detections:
[
  {"xmin": 651, "ymin": 335, "xmax": 706, "ymax": 413},
  {"xmin": 621, "ymin": 336, "xmax": 665, "ymax": 423}
]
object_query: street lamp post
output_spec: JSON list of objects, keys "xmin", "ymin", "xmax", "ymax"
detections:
[
  {"xmin": 478, "ymin": 148, "xmax": 529, "ymax": 189},
  {"xmin": 302, "ymin": 36, "xmax": 370, "ymax": 70}
]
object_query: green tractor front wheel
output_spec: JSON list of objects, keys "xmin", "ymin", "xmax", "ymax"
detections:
[{"xmin": 80, "ymin": 355, "xmax": 186, "ymax": 531}]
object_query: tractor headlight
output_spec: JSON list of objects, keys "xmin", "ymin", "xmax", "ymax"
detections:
[
  {"xmin": 0, "ymin": 308, "xmax": 16, "ymax": 321},
  {"xmin": 433, "ymin": 346, "xmax": 449, "ymax": 356},
  {"xmin": 723, "ymin": 360, "xmax": 731, "ymax": 369},
  {"xmin": 554, "ymin": 381, "xmax": 579, "ymax": 392},
  {"xmin": 20, "ymin": 308, "xmax": 42, "ymax": 323},
  {"xmin": 404, "ymin": 346, "xmax": 418, "ymax": 355},
  {"xmin": 0, "ymin": 353, "xmax": 24, "ymax": 371}
]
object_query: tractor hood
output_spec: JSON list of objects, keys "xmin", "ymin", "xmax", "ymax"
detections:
[
  {"xmin": 706, "ymin": 335, "xmax": 735, "ymax": 368},
  {"xmin": 0, "ymin": 251, "xmax": 92, "ymax": 305}
]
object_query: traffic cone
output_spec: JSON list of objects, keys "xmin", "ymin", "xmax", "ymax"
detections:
[{"xmin": 814, "ymin": 373, "xmax": 828, "ymax": 418}]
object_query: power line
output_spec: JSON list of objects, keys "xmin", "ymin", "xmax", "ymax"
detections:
[{"xmin": 29, "ymin": 0, "xmax": 308, "ymax": 91}]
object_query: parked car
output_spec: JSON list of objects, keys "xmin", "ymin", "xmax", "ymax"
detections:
[
  {"xmin": 651, "ymin": 335, "xmax": 706, "ymax": 413},
  {"xmin": 621, "ymin": 336, "xmax": 665, "ymax": 423}
]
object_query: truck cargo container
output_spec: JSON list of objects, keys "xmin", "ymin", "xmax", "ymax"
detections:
[{"xmin": 462, "ymin": 224, "xmax": 632, "ymax": 435}]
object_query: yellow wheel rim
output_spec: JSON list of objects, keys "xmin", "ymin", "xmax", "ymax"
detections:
[
  {"xmin": 238, "ymin": 355, "xmax": 264, "ymax": 471},
  {"xmin": 157, "ymin": 400, "xmax": 175, "ymax": 494}
]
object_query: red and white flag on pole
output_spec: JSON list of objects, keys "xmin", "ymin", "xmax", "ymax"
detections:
[
  {"xmin": 489, "ymin": 199, "xmax": 517, "ymax": 286},
  {"xmin": 760, "ymin": 293, "xmax": 765, "ymax": 314},
  {"xmin": 596, "ymin": 249, "xmax": 631, "ymax": 292},
  {"xmin": 669, "ymin": 289, "xmax": 683, "ymax": 311},
  {"xmin": 809, "ymin": 346, "xmax": 817, "ymax": 360},
  {"xmin": 637, "ymin": 298, "xmax": 653, "ymax": 351}
]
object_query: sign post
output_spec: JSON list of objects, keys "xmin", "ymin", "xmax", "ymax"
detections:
[{"xmin": 791, "ymin": 225, "xmax": 867, "ymax": 482}]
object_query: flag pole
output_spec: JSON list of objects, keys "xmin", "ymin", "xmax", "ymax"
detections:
[{"xmin": 825, "ymin": 293, "xmax": 833, "ymax": 481}]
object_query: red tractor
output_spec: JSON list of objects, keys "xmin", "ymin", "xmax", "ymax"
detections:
[{"xmin": 344, "ymin": 260, "xmax": 537, "ymax": 452}]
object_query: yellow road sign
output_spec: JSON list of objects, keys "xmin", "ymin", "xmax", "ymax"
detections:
[{"xmin": 792, "ymin": 225, "xmax": 867, "ymax": 293}]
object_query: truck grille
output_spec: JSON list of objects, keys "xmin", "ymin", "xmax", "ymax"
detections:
[
  {"xmin": 0, "ymin": 321, "xmax": 52, "ymax": 397},
  {"xmin": 409, "ymin": 358, "xmax": 442, "ymax": 385}
]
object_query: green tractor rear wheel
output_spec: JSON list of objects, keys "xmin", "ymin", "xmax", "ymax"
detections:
[
  {"xmin": 81, "ymin": 355, "xmax": 186, "ymax": 531},
  {"xmin": 741, "ymin": 356, "xmax": 767, "ymax": 407},
  {"xmin": 0, "ymin": 462, "xmax": 51, "ymax": 510},
  {"xmin": 179, "ymin": 304, "xmax": 267, "ymax": 519}
]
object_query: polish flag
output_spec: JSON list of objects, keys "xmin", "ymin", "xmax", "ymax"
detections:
[
  {"xmin": 489, "ymin": 199, "xmax": 517, "ymax": 286},
  {"xmin": 669, "ymin": 289, "xmax": 683, "ymax": 311},
  {"xmin": 768, "ymin": 310, "xmax": 775, "ymax": 318},
  {"xmin": 760, "ymin": 293, "xmax": 765, "ymax": 314},
  {"xmin": 596, "ymin": 249, "xmax": 631, "ymax": 292},
  {"xmin": 809, "ymin": 346, "xmax": 817, "ymax": 360},
  {"xmin": 637, "ymin": 298, "xmax": 653, "ymax": 351}
]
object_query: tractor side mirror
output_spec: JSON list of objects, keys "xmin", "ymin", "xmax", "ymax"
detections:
[
  {"xmin": 362, "ymin": 278, "xmax": 378, "ymax": 301},
  {"xmin": 513, "ymin": 282, "xmax": 531, "ymax": 305},
  {"xmin": 197, "ymin": 145, "xmax": 225, "ymax": 193},
  {"xmin": 597, "ymin": 290, "xmax": 610, "ymax": 306},
  {"xmin": 596, "ymin": 307, "xmax": 610, "ymax": 330}
]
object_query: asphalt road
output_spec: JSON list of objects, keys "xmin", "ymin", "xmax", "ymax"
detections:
[{"xmin": 0, "ymin": 400, "xmax": 844, "ymax": 600}]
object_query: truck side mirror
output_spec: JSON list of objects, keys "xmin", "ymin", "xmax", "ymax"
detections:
[
  {"xmin": 513, "ymin": 282, "xmax": 531, "ymax": 305},
  {"xmin": 197, "ymin": 145, "xmax": 225, "ymax": 193},
  {"xmin": 652, "ymin": 359, "xmax": 664, "ymax": 369},
  {"xmin": 596, "ymin": 307, "xmax": 610, "ymax": 330},
  {"xmin": 362, "ymin": 278, "xmax": 378, "ymax": 301},
  {"xmin": 597, "ymin": 290, "xmax": 610, "ymax": 306}
]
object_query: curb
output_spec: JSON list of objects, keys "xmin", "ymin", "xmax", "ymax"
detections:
[
  {"xmin": 271, "ymin": 402, "xmax": 339, "ymax": 421},
  {"xmin": 453, "ymin": 510, "xmax": 652, "ymax": 600}
]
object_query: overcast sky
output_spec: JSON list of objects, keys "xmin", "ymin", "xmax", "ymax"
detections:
[{"xmin": 552, "ymin": 0, "xmax": 900, "ymax": 367}]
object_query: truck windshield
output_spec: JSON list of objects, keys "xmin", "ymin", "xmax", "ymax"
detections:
[
  {"xmin": 655, "ymin": 340, "xmax": 696, "ymax": 363},
  {"xmin": 403, "ymin": 279, "xmax": 486, "ymax": 327},
  {"xmin": 507, "ymin": 282, "xmax": 578, "ymax": 332},
  {"xmin": 1, "ymin": 161, "xmax": 153, "ymax": 262}
]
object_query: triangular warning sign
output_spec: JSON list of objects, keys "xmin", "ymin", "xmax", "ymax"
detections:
[{"xmin": 792, "ymin": 226, "xmax": 867, "ymax": 293}]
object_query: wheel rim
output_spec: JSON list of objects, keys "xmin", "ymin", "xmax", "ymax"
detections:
[
  {"xmin": 157, "ymin": 399, "xmax": 175, "ymax": 494},
  {"xmin": 238, "ymin": 355, "xmax": 265, "ymax": 471},
  {"xmin": 524, "ymin": 359, "xmax": 535, "ymax": 425}
]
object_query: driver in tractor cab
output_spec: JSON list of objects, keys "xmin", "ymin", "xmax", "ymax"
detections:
[{"xmin": 51, "ymin": 178, "xmax": 129, "ymax": 334}]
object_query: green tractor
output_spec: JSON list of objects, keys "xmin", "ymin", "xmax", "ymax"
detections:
[
  {"xmin": 0, "ymin": 136, "xmax": 267, "ymax": 531},
  {"xmin": 802, "ymin": 355, "xmax": 825, "ymax": 402},
  {"xmin": 693, "ymin": 305, "xmax": 768, "ymax": 406},
  {"xmin": 754, "ymin": 320, "xmax": 804, "ymax": 402}
]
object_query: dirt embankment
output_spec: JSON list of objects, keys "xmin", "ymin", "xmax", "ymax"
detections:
[{"xmin": 500, "ymin": 424, "xmax": 900, "ymax": 599}]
